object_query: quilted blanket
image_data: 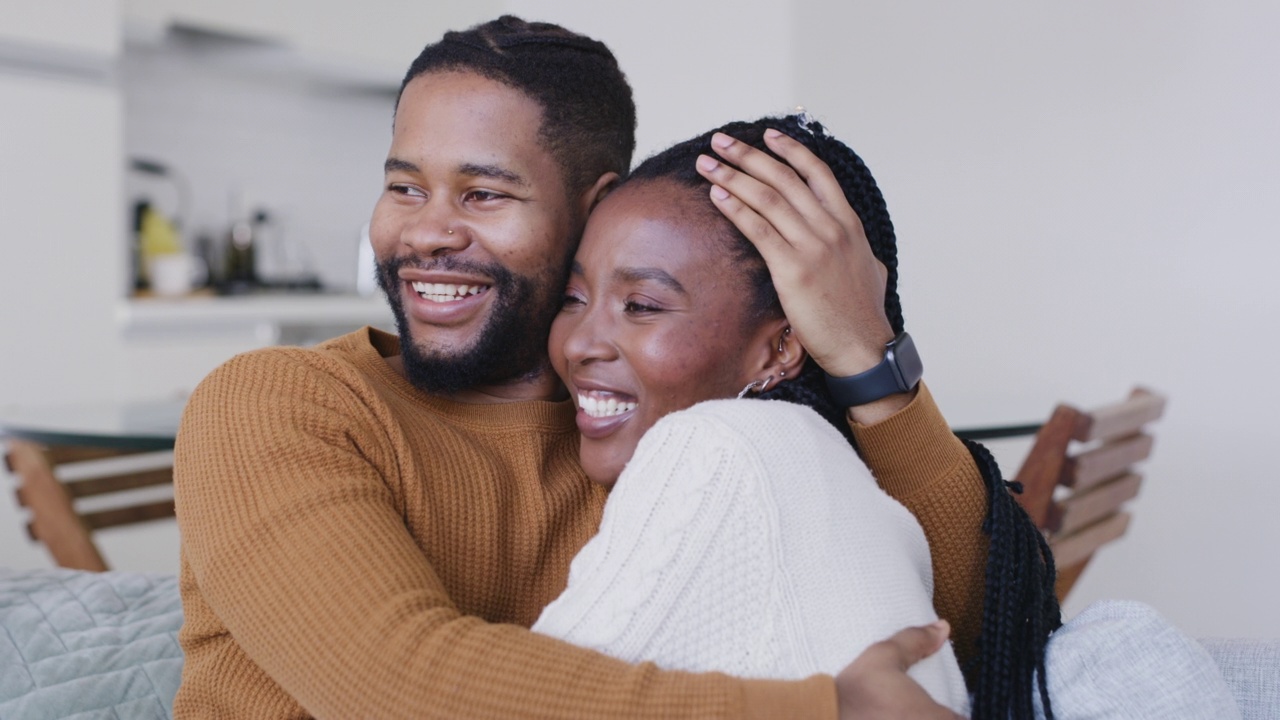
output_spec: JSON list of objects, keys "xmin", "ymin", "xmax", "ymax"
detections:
[{"xmin": 0, "ymin": 567, "xmax": 183, "ymax": 720}]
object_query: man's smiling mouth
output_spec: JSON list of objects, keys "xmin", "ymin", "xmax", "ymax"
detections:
[{"xmin": 411, "ymin": 281, "xmax": 490, "ymax": 302}]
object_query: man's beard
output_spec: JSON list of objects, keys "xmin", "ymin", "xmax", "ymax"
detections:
[{"xmin": 376, "ymin": 253, "xmax": 567, "ymax": 395}]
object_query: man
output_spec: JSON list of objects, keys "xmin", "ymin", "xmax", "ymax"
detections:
[{"xmin": 174, "ymin": 16, "xmax": 986, "ymax": 719}]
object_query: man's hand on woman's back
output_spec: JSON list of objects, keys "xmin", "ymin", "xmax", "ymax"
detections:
[{"xmin": 837, "ymin": 621, "xmax": 967, "ymax": 720}]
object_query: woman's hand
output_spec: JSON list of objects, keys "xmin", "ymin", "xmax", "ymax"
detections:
[
  {"xmin": 836, "ymin": 621, "xmax": 967, "ymax": 720},
  {"xmin": 695, "ymin": 129, "xmax": 913, "ymax": 423}
]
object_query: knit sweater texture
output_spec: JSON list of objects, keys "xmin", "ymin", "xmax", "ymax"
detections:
[
  {"xmin": 532, "ymin": 399, "xmax": 970, "ymax": 714},
  {"xmin": 173, "ymin": 327, "xmax": 988, "ymax": 718}
]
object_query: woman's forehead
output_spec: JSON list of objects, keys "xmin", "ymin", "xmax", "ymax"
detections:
[{"xmin": 580, "ymin": 182, "xmax": 730, "ymax": 265}]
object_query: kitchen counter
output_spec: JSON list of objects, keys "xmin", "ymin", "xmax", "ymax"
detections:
[{"xmin": 118, "ymin": 293, "xmax": 394, "ymax": 343}]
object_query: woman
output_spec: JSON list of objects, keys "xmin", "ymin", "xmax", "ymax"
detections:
[
  {"xmin": 531, "ymin": 115, "xmax": 1051, "ymax": 718},
  {"xmin": 533, "ymin": 115, "xmax": 1242, "ymax": 720}
]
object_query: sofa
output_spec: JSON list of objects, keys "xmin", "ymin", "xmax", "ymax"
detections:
[{"xmin": 1, "ymin": 567, "xmax": 1276, "ymax": 719}]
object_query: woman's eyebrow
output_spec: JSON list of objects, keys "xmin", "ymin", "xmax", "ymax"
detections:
[{"xmin": 614, "ymin": 267, "xmax": 687, "ymax": 295}]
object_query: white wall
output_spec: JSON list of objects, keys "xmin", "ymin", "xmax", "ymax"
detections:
[
  {"xmin": 5, "ymin": 1, "xmax": 1277, "ymax": 643},
  {"xmin": 506, "ymin": 0, "xmax": 795, "ymax": 162},
  {"xmin": 795, "ymin": 0, "xmax": 1280, "ymax": 639},
  {"xmin": 120, "ymin": 36, "xmax": 395, "ymax": 293}
]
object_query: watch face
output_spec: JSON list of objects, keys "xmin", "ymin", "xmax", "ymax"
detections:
[{"xmin": 888, "ymin": 332, "xmax": 924, "ymax": 390}]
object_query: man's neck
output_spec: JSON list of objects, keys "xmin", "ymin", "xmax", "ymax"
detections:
[{"xmin": 384, "ymin": 355, "xmax": 570, "ymax": 404}]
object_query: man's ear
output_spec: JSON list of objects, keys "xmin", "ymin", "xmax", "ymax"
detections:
[
  {"xmin": 742, "ymin": 319, "xmax": 808, "ymax": 390},
  {"xmin": 578, "ymin": 172, "xmax": 621, "ymax": 216}
]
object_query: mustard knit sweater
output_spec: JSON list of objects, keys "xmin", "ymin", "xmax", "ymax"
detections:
[{"xmin": 173, "ymin": 328, "xmax": 987, "ymax": 719}]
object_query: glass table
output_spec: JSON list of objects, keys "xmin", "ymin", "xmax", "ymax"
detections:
[{"xmin": 0, "ymin": 400, "xmax": 184, "ymax": 452}]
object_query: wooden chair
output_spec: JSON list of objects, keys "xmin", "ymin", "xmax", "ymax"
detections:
[
  {"xmin": 4, "ymin": 439, "xmax": 175, "ymax": 571},
  {"xmin": 1009, "ymin": 388, "xmax": 1167, "ymax": 601}
]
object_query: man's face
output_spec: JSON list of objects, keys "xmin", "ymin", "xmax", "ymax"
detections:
[{"xmin": 371, "ymin": 70, "xmax": 581, "ymax": 396}]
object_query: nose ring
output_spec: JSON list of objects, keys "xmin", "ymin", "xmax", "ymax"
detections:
[{"xmin": 447, "ymin": 228, "xmax": 454, "ymax": 235}]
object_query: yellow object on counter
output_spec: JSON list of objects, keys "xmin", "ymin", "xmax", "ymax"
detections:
[{"xmin": 140, "ymin": 206, "xmax": 182, "ymax": 259}]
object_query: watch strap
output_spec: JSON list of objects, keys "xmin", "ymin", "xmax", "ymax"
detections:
[{"xmin": 824, "ymin": 331, "xmax": 923, "ymax": 407}]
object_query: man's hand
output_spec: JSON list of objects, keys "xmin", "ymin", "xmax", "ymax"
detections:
[
  {"xmin": 694, "ymin": 128, "xmax": 913, "ymax": 425},
  {"xmin": 836, "ymin": 621, "xmax": 966, "ymax": 720}
]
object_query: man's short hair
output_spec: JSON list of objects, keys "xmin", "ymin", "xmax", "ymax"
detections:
[{"xmin": 399, "ymin": 15, "xmax": 637, "ymax": 193}]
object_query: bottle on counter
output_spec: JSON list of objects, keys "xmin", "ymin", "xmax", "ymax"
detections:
[{"xmin": 223, "ymin": 191, "xmax": 258, "ymax": 293}]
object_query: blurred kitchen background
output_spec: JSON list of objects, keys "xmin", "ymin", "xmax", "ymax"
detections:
[{"xmin": 3, "ymin": 1, "xmax": 1279, "ymax": 643}]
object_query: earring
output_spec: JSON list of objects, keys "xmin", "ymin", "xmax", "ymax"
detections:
[
  {"xmin": 779, "ymin": 370, "xmax": 786, "ymax": 379},
  {"xmin": 737, "ymin": 375, "xmax": 773, "ymax": 399},
  {"xmin": 778, "ymin": 327, "xmax": 792, "ymax": 354}
]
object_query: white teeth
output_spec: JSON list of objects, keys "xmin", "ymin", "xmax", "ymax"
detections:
[
  {"xmin": 411, "ymin": 281, "xmax": 487, "ymax": 302},
  {"xmin": 577, "ymin": 392, "xmax": 637, "ymax": 418}
]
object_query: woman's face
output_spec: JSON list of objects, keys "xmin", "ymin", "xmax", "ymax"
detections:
[{"xmin": 549, "ymin": 180, "xmax": 780, "ymax": 487}]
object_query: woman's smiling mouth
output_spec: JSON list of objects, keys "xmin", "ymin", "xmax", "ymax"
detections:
[
  {"xmin": 574, "ymin": 388, "xmax": 638, "ymax": 439},
  {"xmin": 577, "ymin": 390, "xmax": 638, "ymax": 418}
]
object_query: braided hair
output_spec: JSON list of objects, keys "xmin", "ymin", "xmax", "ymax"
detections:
[
  {"xmin": 628, "ymin": 114, "xmax": 1062, "ymax": 719},
  {"xmin": 399, "ymin": 15, "xmax": 636, "ymax": 194}
]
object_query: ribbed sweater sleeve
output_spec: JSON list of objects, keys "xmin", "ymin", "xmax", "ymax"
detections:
[
  {"xmin": 848, "ymin": 382, "xmax": 989, "ymax": 668},
  {"xmin": 173, "ymin": 342, "xmax": 835, "ymax": 719}
]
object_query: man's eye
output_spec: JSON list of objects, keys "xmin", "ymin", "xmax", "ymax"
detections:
[
  {"xmin": 466, "ymin": 190, "xmax": 505, "ymax": 202},
  {"xmin": 623, "ymin": 300, "xmax": 662, "ymax": 314},
  {"xmin": 388, "ymin": 183, "xmax": 425, "ymax": 197}
]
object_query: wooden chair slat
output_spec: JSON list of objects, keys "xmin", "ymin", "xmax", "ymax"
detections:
[
  {"xmin": 42, "ymin": 446, "xmax": 149, "ymax": 465},
  {"xmin": 63, "ymin": 468, "xmax": 174, "ymax": 498},
  {"xmin": 1050, "ymin": 472, "xmax": 1143, "ymax": 536},
  {"xmin": 1049, "ymin": 512, "xmax": 1131, "ymax": 570},
  {"xmin": 1014, "ymin": 404, "xmax": 1087, "ymax": 526},
  {"xmin": 80, "ymin": 500, "xmax": 176, "ymax": 531},
  {"xmin": 1076, "ymin": 388, "xmax": 1167, "ymax": 443},
  {"xmin": 6, "ymin": 439, "xmax": 108, "ymax": 572},
  {"xmin": 1063, "ymin": 433, "xmax": 1154, "ymax": 490},
  {"xmin": 6, "ymin": 438, "xmax": 175, "ymax": 571}
]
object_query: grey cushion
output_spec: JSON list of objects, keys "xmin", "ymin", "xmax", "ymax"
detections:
[
  {"xmin": 1198, "ymin": 638, "xmax": 1280, "ymax": 720},
  {"xmin": 0, "ymin": 567, "xmax": 183, "ymax": 719}
]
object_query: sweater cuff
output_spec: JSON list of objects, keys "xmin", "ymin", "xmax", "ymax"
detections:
[
  {"xmin": 848, "ymin": 382, "xmax": 969, "ymax": 500},
  {"xmin": 739, "ymin": 675, "xmax": 837, "ymax": 720}
]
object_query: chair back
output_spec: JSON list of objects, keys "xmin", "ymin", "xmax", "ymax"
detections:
[
  {"xmin": 1011, "ymin": 387, "xmax": 1166, "ymax": 600},
  {"xmin": 5, "ymin": 440, "xmax": 175, "ymax": 571}
]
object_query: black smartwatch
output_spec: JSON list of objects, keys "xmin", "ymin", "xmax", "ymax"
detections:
[{"xmin": 824, "ymin": 331, "xmax": 923, "ymax": 408}]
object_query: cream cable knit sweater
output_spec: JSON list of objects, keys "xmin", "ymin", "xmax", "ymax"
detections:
[{"xmin": 534, "ymin": 399, "xmax": 970, "ymax": 714}]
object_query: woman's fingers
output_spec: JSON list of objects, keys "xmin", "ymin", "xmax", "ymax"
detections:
[
  {"xmin": 759, "ymin": 128, "xmax": 857, "ymax": 221},
  {"xmin": 695, "ymin": 124, "xmax": 897, "ymax": 383},
  {"xmin": 700, "ymin": 131, "xmax": 858, "ymax": 243},
  {"xmin": 708, "ymin": 132, "xmax": 831, "ymax": 227},
  {"xmin": 696, "ymin": 153, "xmax": 815, "ymax": 253}
]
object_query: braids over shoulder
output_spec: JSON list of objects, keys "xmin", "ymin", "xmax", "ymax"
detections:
[{"xmin": 628, "ymin": 113, "xmax": 1062, "ymax": 719}]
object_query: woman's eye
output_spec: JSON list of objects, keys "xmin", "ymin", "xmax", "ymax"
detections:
[{"xmin": 561, "ymin": 293, "xmax": 585, "ymax": 310}]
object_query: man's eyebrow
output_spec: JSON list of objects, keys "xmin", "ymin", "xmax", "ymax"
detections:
[
  {"xmin": 384, "ymin": 158, "xmax": 418, "ymax": 174},
  {"xmin": 615, "ymin": 267, "xmax": 688, "ymax": 295},
  {"xmin": 458, "ymin": 162, "xmax": 528, "ymax": 187}
]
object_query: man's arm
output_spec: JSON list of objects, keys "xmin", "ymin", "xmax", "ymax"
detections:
[{"xmin": 174, "ymin": 349, "xmax": 833, "ymax": 719}]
